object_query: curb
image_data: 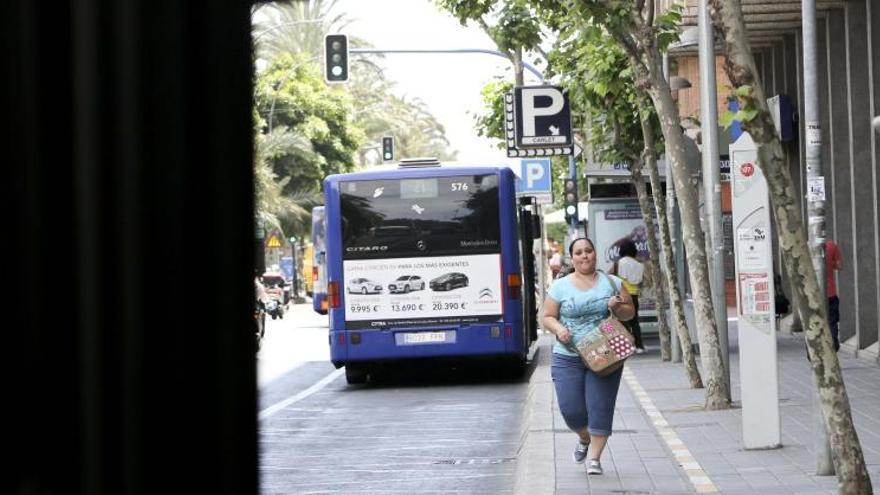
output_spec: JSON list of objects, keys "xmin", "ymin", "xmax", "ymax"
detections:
[{"xmin": 514, "ymin": 334, "xmax": 556, "ymax": 495}]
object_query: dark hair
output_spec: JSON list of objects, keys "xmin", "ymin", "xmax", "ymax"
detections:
[
  {"xmin": 619, "ymin": 239, "xmax": 637, "ymax": 258},
  {"xmin": 568, "ymin": 237, "xmax": 595, "ymax": 256}
]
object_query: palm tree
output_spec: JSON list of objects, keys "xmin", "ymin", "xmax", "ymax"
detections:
[
  {"xmin": 254, "ymin": 125, "xmax": 320, "ymax": 236},
  {"xmin": 252, "ymin": 0, "xmax": 352, "ymax": 61}
]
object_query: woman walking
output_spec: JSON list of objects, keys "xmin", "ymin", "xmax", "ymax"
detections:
[
  {"xmin": 614, "ymin": 239, "xmax": 645, "ymax": 353},
  {"xmin": 542, "ymin": 238, "xmax": 635, "ymax": 475}
]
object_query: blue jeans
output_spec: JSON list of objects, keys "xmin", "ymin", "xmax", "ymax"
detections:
[{"xmin": 551, "ymin": 352, "xmax": 623, "ymax": 436}]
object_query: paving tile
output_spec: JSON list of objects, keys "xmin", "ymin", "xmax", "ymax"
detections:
[{"xmin": 516, "ymin": 325, "xmax": 880, "ymax": 494}]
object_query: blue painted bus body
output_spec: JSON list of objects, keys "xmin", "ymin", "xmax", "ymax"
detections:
[
  {"xmin": 323, "ymin": 164, "xmax": 526, "ymax": 368},
  {"xmin": 311, "ymin": 206, "xmax": 328, "ymax": 315}
]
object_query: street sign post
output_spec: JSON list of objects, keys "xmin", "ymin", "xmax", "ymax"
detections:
[
  {"xmin": 515, "ymin": 158, "xmax": 552, "ymax": 204},
  {"xmin": 730, "ymin": 132, "xmax": 781, "ymax": 450}
]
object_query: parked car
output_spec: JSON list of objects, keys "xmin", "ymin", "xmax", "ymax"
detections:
[
  {"xmin": 387, "ymin": 275, "xmax": 425, "ymax": 293},
  {"xmin": 430, "ymin": 272, "xmax": 469, "ymax": 291},
  {"xmin": 347, "ymin": 277, "xmax": 383, "ymax": 295}
]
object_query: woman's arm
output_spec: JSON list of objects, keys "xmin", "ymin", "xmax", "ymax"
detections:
[
  {"xmin": 608, "ymin": 284, "xmax": 636, "ymax": 321},
  {"xmin": 541, "ymin": 297, "xmax": 572, "ymax": 343}
]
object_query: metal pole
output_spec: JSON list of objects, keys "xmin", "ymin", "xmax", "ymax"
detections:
[
  {"xmin": 537, "ymin": 203, "xmax": 547, "ymax": 304},
  {"xmin": 568, "ymin": 155, "xmax": 578, "ymax": 240},
  {"xmin": 699, "ymin": 0, "xmax": 730, "ymax": 398},
  {"xmin": 663, "ymin": 53, "xmax": 682, "ymax": 363},
  {"xmin": 802, "ymin": 0, "xmax": 834, "ymax": 476}
]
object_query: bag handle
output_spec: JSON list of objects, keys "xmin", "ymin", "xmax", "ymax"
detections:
[
  {"xmin": 598, "ymin": 270, "xmax": 622, "ymax": 319},
  {"xmin": 599, "ymin": 270, "xmax": 620, "ymax": 294}
]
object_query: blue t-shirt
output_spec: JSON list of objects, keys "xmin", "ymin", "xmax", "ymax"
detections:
[{"xmin": 548, "ymin": 272, "xmax": 622, "ymax": 356}]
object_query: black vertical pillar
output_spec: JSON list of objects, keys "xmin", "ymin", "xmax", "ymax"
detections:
[{"xmin": 6, "ymin": 1, "xmax": 258, "ymax": 494}]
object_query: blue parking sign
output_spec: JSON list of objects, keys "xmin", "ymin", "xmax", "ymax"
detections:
[{"xmin": 515, "ymin": 159, "xmax": 552, "ymax": 203}]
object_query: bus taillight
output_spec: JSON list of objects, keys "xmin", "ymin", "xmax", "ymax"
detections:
[
  {"xmin": 507, "ymin": 273, "xmax": 521, "ymax": 300},
  {"xmin": 328, "ymin": 281, "xmax": 340, "ymax": 308},
  {"xmin": 312, "ymin": 266, "xmax": 318, "ymax": 282}
]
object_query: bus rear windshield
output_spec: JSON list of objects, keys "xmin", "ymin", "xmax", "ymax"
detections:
[{"xmin": 340, "ymin": 174, "xmax": 500, "ymax": 260}]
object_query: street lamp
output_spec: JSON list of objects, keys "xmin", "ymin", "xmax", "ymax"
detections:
[{"xmin": 669, "ymin": 76, "xmax": 692, "ymax": 91}]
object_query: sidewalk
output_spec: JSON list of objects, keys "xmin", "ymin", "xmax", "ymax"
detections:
[{"xmin": 515, "ymin": 321, "xmax": 880, "ymax": 494}]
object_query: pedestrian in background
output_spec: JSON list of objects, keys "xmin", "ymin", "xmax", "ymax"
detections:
[
  {"xmin": 826, "ymin": 239, "xmax": 843, "ymax": 351},
  {"xmin": 542, "ymin": 237, "xmax": 635, "ymax": 476},
  {"xmin": 549, "ymin": 241, "xmax": 562, "ymax": 279},
  {"xmin": 612, "ymin": 239, "xmax": 645, "ymax": 353}
]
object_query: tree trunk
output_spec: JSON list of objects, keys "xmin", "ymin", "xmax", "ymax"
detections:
[
  {"xmin": 629, "ymin": 160, "xmax": 671, "ymax": 360},
  {"xmin": 629, "ymin": 158, "xmax": 671, "ymax": 360},
  {"xmin": 512, "ymin": 47, "xmax": 525, "ymax": 86},
  {"xmin": 637, "ymin": 95, "xmax": 703, "ymax": 385},
  {"xmin": 648, "ymin": 144, "xmax": 704, "ymax": 388},
  {"xmin": 624, "ymin": 35, "xmax": 729, "ymax": 409},
  {"xmin": 603, "ymin": 17, "xmax": 726, "ymax": 406},
  {"xmin": 710, "ymin": 0, "xmax": 873, "ymax": 491}
]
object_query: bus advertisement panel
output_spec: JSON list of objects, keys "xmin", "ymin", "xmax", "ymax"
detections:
[
  {"xmin": 311, "ymin": 206, "xmax": 328, "ymax": 315},
  {"xmin": 343, "ymin": 253, "xmax": 502, "ymax": 329},
  {"xmin": 323, "ymin": 163, "xmax": 533, "ymax": 383}
]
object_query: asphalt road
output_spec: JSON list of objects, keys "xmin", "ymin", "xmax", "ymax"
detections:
[{"xmin": 257, "ymin": 302, "xmax": 533, "ymax": 494}]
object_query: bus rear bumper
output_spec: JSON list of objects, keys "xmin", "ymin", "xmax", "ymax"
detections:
[{"xmin": 329, "ymin": 325, "xmax": 525, "ymax": 363}]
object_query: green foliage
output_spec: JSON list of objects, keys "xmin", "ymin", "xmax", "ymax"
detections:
[
  {"xmin": 255, "ymin": 53, "xmax": 363, "ymax": 189},
  {"xmin": 252, "ymin": 4, "xmax": 459, "ymax": 238},
  {"xmin": 435, "ymin": 0, "xmax": 495, "ymax": 24},
  {"xmin": 252, "ymin": 0, "xmax": 352, "ymax": 61},
  {"xmin": 490, "ymin": 2, "xmax": 543, "ymax": 52},
  {"xmin": 435, "ymin": 0, "xmax": 544, "ymax": 68},
  {"xmin": 721, "ymin": 86, "xmax": 760, "ymax": 129},
  {"xmin": 473, "ymin": 79, "xmax": 513, "ymax": 144}
]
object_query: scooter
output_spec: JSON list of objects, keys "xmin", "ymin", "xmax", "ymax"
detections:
[{"xmin": 265, "ymin": 298, "xmax": 284, "ymax": 320}]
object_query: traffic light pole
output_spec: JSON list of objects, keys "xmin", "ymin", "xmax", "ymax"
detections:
[{"xmin": 349, "ymin": 48, "xmax": 545, "ymax": 83}]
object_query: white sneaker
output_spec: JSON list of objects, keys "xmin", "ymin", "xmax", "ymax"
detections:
[
  {"xmin": 635, "ymin": 348, "xmax": 645, "ymax": 354},
  {"xmin": 572, "ymin": 440, "xmax": 590, "ymax": 464},
  {"xmin": 586, "ymin": 459, "xmax": 603, "ymax": 475}
]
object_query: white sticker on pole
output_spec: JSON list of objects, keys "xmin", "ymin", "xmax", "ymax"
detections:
[
  {"xmin": 806, "ymin": 122, "xmax": 821, "ymax": 146},
  {"xmin": 807, "ymin": 176, "xmax": 826, "ymax": 202},
  {"xmin": 738, "ymin": 272, "xmax": 772, "ymax": 326},
  {"xmin": 736, "ymin": 226, "xmax": 768, "ymax": 270}
]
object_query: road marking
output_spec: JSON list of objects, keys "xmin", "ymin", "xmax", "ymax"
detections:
[
  {"xmin": 622, "ymin": 368, "xmax": 719, "ymax": 493},
  {"xmin": 259, "ymin": 368, "xmax": 344, "ymax": 420}
]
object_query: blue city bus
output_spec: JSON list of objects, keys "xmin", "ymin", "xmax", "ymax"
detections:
[
  {"xmin": 323, "ymin": 158, "xmax": 539, "ymax": 384},
  {"xmin": 311, "ymin": 206, "xmax": 328, "ymax": 315}
]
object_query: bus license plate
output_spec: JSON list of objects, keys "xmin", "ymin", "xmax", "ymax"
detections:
[{"xmin": 403, "ymin": 331, "xmax": 446, "ymax": 344}]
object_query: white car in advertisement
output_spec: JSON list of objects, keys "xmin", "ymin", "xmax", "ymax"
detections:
[
  {"xmin": 387, "ymin": 275, "xmax": 425, "ymax": 294},
  {"xmin": 346, "ymin": 277, "xmax": 383, "ymax": 295}
]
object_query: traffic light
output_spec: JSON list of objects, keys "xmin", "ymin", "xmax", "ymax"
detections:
[
  {"xmin": 324, "ymin": 34, "xmax": 349, "ymax": 83},
  {"xmin": 382, "ymin": 136, "xmax": 393, "ymax": 161},
  {"xmin": 563, "ymin": 178, "xmax": 578, "ymax": 223}
]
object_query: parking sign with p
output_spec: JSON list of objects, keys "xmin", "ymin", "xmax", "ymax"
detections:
[
  {"xmin": 514, "ymin": 86, "xmax": 572, "ymax": 148},
  {"xmin": 515, "ymin": 158, "xmax": 552, "ymax": 204}
]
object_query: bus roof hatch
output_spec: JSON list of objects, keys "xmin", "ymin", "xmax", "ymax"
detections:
[{"xmin": 398, "ymin": 157, "xmax": 441, "ymax": 168}]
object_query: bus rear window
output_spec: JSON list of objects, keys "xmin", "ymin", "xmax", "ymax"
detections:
[{"xmin": 340, "ymin": 174, "xmax": 500, "ymax": 259}]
